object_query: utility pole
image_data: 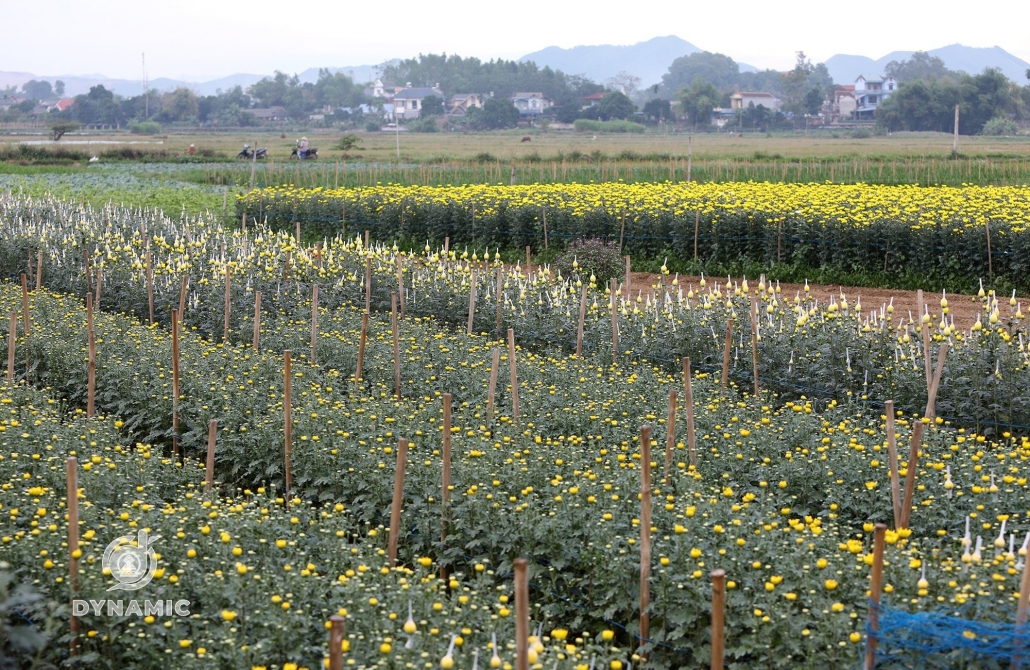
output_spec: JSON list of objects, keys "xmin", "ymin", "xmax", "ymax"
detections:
[
  {"xmin": 395, "ymin": 109, "xmax": 400, "ymax": 159},
  {"xmin": 952, "ymin": 105, "xmax": 959, "ymax": 154}
]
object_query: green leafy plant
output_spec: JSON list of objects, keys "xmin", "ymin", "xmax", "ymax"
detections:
[{"xmin": 554, "ymin": 237, "xmax": 624, "ymax": 285}]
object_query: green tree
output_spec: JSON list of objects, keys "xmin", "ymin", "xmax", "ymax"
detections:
[
  {"xmin": 676, "ymin": 79, "xmax": 720, "ymax": 128},
  {"xmin": 804, "ymin": 86, "xmax": 824, "ymax": 115},
  {"xmin": 315, "ymin": 69, "xmax": 365, "ymax": 108},
  {"xmin": 661, "ymin": 52, "xmax": 740, "ymax": 96},
  {"xmin": 597, "ymin": 91, "xmax": 635, "ymax": 120},
  {"xmin": 642, "ymin": 98, "xmax": 673, "ymax": 123},
  {"xmin": 420, "ymin": 95, "xmax": 444, "ymax": 117},
  {"xmin": 49, "ymin": 120, "xmax": 80, "ymax": 140},
  {"xmin": 54, "ymin": 80, "xmax": 65, "ymax": 96},
  {"xmin": 65, "ymin": 85, "xmax": 124, "ymax": 126},
  {"xmin": 160, "ymin": 87, "xmax": 199, "ymax": 122},
  {"xmin": 21, "ymin": 80, "xmax": 52, "ymax": 101},
  {"xmin": 884, "ymin": 52, "xmax": 959, "ymax": 82},
  {"xmin": 467, "ymin": 98, "xmax": 521, "ymax": 130}
]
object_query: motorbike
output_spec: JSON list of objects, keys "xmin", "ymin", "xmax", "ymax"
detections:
[
  {"xmin": 237, "ymin": 144, "xmax": 268, "ymax": 160},
  {"xmin": 290, "ymin": 145, "xmax": 318, "ymax": 160}
]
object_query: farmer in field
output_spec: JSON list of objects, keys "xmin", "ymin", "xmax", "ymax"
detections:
[{"xmin": 298, "ymin": 136, "xmax": 310, "ymax": 159}]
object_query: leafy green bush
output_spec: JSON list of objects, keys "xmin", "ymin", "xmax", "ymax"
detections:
[
  {"xmin": 335, "ymin": 134, "xmax": 363, "ymax": 150},
  {"xmin": 408, "ymin": 117, "xmax": 440, "ymax": 133},
  {"xmin": 554, "ymin": 237, "xmax": 624, "ymax": 285},
  {"xmin": 573, "ymin": 119, "xmax": 646, "ymax": 133},
  {"xmin": 129, "ymin": 121, "xmax": 161, "ymax": 135},
  {"xmin": 981, "ymin": 116, "xmax": 1019, "ymax": 136}
]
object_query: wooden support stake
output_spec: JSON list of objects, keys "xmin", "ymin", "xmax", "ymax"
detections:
[
  {"xmin": 20, "ymin": 274, "xmax": 30, "ymax": 336},
  {"xmin": 576, "ymin": 285, "xmax": 587, "ymax": 356},
  {"xmin": 396, "ymin": 256, "xmax": 405, "ymax": 319},
  {"xmin": 295, "ymin": 220, "xmax": 301, "ymax": 243},
  {"xmin": 863, "ymin": 523, "xmax": 887, "ymax": 670},
  {"xmin": 711, "ymin": 569, "xmax": 726, "ymax": 670},
  {"xmin": 364, "ymin": 257, "xmax": 372, "ymax": 314},
  {"xmin": 925, "ymin": 343, "xmax": 949, "ymax": 420},
  {"xmin": 750, "ymin": 297, "xmax": 759, "ymax": 397},
  {"xmin": 94, "ymin": 268, "xmax": 102, "ymax": 309},
  {"xmin": 252, "ymin": 291, "xmax": 261, "ymax": 351},
  {"xmin": 900, "ymin": 421, "xmax": 924, "ymax": 529},
  {"xmin": 624, "ymin": 256, "xmax": 631, "ymax": 297},
  {"xmin": 364, "ymin": 229, "xmax": 369, "ymax": 248},
  {"xmin": 177, "ymin": 276, "xmax": 188, "ymax": 325},
  {"xmin": 1013, "ymin": 545, "xmax": 1030, "ymax": 669},
  {"xmin": 986, "ymin": 221, "xmax": 993, "ymax": 279},
  {"xmin": 355, "ymin": 312, "xmax": 368, "ymax": 387},
  {"xmin": 542, "ymin": 205, "xmax": 548, "ymax": 250},
  {"xmin": 387, "ymin": 438, "xmax": 409, "ymax": 567},
  {"xmin": 145, "ymin": 247, "xmax": 154, "ymax": 325},
  {"xmin": 610, "ymin": 278, "xmax": 620, "ymax": 358},
  {"xmin": 442, "ymin": 393, "xmax": 452, "ymax": 546},
  {"xmin": 619, "ymin": 210, "xmax": 626, "ymax": 252},
  {"xmin": 223, "ymin": 267, "xmax": 231, "ymax": 344},
  {"xmin": 67, "ymin": 456, "xmax": 80, "ymax": 656},
  {"xmin": 525, "ymin": 245, "xmax": 531, "ymax": 267},
  {"xmin": 467, "ymin": 270, "xmax": 478, "ymax": 335},
  {"xmin": 664, "ymin": 389, "xmax": 677, "ymax": 483},
  {"xmin": 310, "ymin": 284, "xmax": 319, "ymax": 365},
  {"xmin": 721, "ymin": 319, "xmax": 733, "ymax": 391},
  {"xmin": 205, "ymin": 420, "xmax": 217, "ymax": 492},
  {"xmin": 487, "ymin": 348, "xmax": 500, "ymax": 424},
  {"xmin": 83, "ymin": 250, "xmax": 91, "ymax": 297},
  {"xmin": 86, "ymin": 295, "xmax": 96, "ymax": 417},
  {"xmin": 507, "ymin": 329, "xmax": 520, "ymax": 425},
  {"xmin": 284, "ymin": 351, "xmax": 293, "ymax": 498},
  {"xmin": 639, "ymin": 424, "xmax": 653, "ymax": 654},
  {"xmin": 35, "ymin": 251, "xmax": 42, "ymax": 291},
  {"xmin": 514, "ymin": 558, "xmax": 530, "ymax": 670},
  {"xmin": 392, "ymin": 292, "xmax": 401, "ymax": 399},
  {"xmin": 693, "ymin": 211, "xmax": 700, "ymax": 261},
  {"xmin": 884, "ymin": 401, "xmax": 902, "ymax": 530},
  {"xmin": 917, "ymin": 289, "xmax": 931, "ymax": 391},
  {"xmin": 328, "ymin": 615, "xmax": 345, "ymax": 670},
  {"xmin": 6, "ymin": 313, "xmax": 15, "ymax": 383},
  {"xmin": 683, "ymin": 358, "xmax": 697, "ymax": 468},
  {"xmin": 171, "ymin": 308, "xmax": 180, "ymax": 457}
]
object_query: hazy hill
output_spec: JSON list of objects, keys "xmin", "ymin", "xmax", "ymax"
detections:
[{"xmin": 825, "ymin": 44, "xmax": 1030, "ymax": 83}]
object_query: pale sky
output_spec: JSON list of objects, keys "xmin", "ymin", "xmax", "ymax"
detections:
[{"xmin": 2, "ymin": 0, "xmax": 1028, "ymax": 80}]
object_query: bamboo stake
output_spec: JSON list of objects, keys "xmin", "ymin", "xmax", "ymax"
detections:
[
  {"xmin": 542, "ymin": 205, "xmax": 548, "ymax": 250},
  {"xmin": 392, "ymin": 292, "xmax": 401, "ymax": 398},
  {"xmin": 693, "ymin": 211, "xmax": 700, "ymax": 261},
  {"xmin": 364, "ymin": 229, "xmax": 369, "ymax": 248},
  {"xmin": 467, "ymin": 270, "xmax": 478, "ymax": 335},
  {"xmin": 310, "ymin": 285, "xmax": 319, "ymax": 364},
  {"xmin": 20, "ymin": 273, "xmax": 30, "ymax": 335},
  {"xmin": 487, "ymin": 348, "xmax": 500, "ymax": 424},
  {"xmin": 252, "ymin": 291, "xmax": 261, "ymax": 351},
  {"xmin": 986, "ymin": 220, "xmax": 993, "ymax": 279},
  {"xmin": 86, "ymin": 295, "xmax": 96, "ymax": 417},
  {"xmin": 83, "ymin": 250, "xmax": 91, "ymax": 297},
  {"xmin": 396, "ymin": 256, "xmax": 405, "ymax": 319},
  {"xmin": 355, "ymin": 312, "xmax": 368, "ymax": 388},
  {"xmin": 171, "ymin": 308, "xmax": 180, "ymax": 457},
  {"xmin": 619, "ymin": 211, "xmax": 626, "ymax": 252},
  {"xmin": 442, "ymin": 393, "xmax": 452, "ymax": 548},
  {"xmin": 610, "ymin": 278, "xmax": 619, "ymax": 358},
  {"xmin": 683, "ymin": 358, "xmax": 697, "ymax": 468},
  {"xmin": 721, "ymin": 319, "xmax": 733, "ymax": 391},
  {"xmin": 863, "ymin": 523, "xmax": 887, "ymax": 670},
  {"xmin": 284, "ymin": 350, "xmax": 293, "ymax": 498},
  {"xmin": 925, "ymin": 343, "xmax": 949, "ymax": 420},
  {"xmin": 884, "ymin": 401, "xmax": 902, "ymax": 529},
  {"xmin": 1013, "ymin": 547, "xmax": 1030, "ymax": 669},
  {"xmin": 917, "ymin": 290, "xmax": 931, "ymax": 391},
  {"xmin": 145, "ymin": 246, "xmax": 154, "ymax": 325},
  {"xmin": 507, "ymin": 329, "xmax": 519, "ymax": 425},
  {"xmin": 387, "ymin": 437, "xmax": 409, "ymax": 567},
  {"xmin": 6, "ymin": 313, "xmax": 14, "ymax": 383},
  {"xmin": 750, "ymin": 297, "xmax": 759, "ymax": 396},
  {"xmin": 639, "ymin": 424, "xmax": 653, "ymax": 655},
  {"xmin": 35, "ymin": 251, "xmax": 42, "ymax": 291},
  {"xmin": 495, "ymin": 267, "xmax": 503, "ymax": 335},
  {"xmin": 364, "ymin": 257, "xmax": 372, "ymax": 314},
  {"xmin": 205, "ymin": 419, "xmax": 217, "ymax": 493},
  {"xmin": 664, "ymin": 389, "xmax": 676, "ymax": 483},
  {"xmin": 67, "ymin": 456, "xmax": 80, "ymax": 656},
  {"xmin": 94, "ymin": 268, "xmax": 102, "ymax": 309},
  {"xmin": 576, "ymin": 285, "xmax": 587, "ymax": 356},
  {"xmin": 900, "ymin": 421, "xmax": 924, "ymax": 529},
  {"xmin": 328, "ymin": 615, "xmax": 345, "ymax": 670},
  {"xmin": 624, "ymin": 256, "xmax": 631, "ymax": 297},
  {"xmin": 710, "ymin": 569, "xmax": 726, "ymax": 670},
  {"xmin": 223, "ymin": 267, "xmax": 231, "ymax": 344},
  {"xmin": 525, "ymin": 245, "xmax": 531, "ymax": 267},
  {"xmin": 178, "ymin": 276, "xmax": 188, "ymax": 324},
  {"xmin": 514, "ymin": 558, "xmax": 530, "ymax": 670}
]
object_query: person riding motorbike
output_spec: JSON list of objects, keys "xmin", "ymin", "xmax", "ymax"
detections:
[{"xmin": 297, "ymin": 137, "xmax": 310, "ymax": 160}]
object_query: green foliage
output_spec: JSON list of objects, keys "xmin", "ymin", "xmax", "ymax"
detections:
[
  {"xmin": 419, "ymin": 94, "xmax": 444, "ymax": 117},
  {"xmin": 596, "ymin": 91, "xmax": 636, "ymax": 120},
  {"xmin": 661, "ymin": 51, "xmax": 741, "ymax": 95},
  {"xmin": 572, "ymin": 119, "xmax": 645, "ymax": 133},
  {"xmin": 467, "ymin": 98, "xmax": 521, "ymax": 130},
  {"xmin": 980, "ymin": 116, "xmax": 1019, "ymax": 136},
  {"xmin": 129, "ymin": 120, "xmax": 162, "ymax": 135},
  {"xmin": 641, "ymin": 98, "xmax": 673, "ymax": 123},
  {"xmin": 554, "ymin": 237, "xmax": 624, "ymax": 285},
  {"xmin": 877, "ymin": 69, "xmax": 1016, "ymax": 134},
  {"xmin": 677, "ymin": 79, "xmax": 721, "ymax": 127},
  {"xmin": 335, "ymin": 134, "xmax": 364, "ymax": 150},
  {"xmin": 885, "ymin": 51, "xmax": 960, "ymax": 82},
  {"xmin": 408, "ymin": 117, "xmax": 440, "ymax": 132},
  {"xmin": 48, "ymin": 120, "xmax": 80, "ymax": 141},
  {"xmin": 20, "ymin": 79, "xmax": 53, "ymax": 101}
]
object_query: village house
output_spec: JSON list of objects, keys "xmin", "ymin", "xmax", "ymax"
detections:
[
  {"xmin": 511, "ymin": 92, "xmax": 552, "ymax": 116},
  {"xmin": 580, "ymin": 92, "xmax": 605, "ymax": 109},
  {"xmin": 833, "ymin": 85, "xmax": 857, "ymax": 120},
  {"xmin": 853, "ymin": 75, "xmax": 898, "ymax": 119},
  {"xmin": 392, "ymin": 85, "xmax": 444, "ymax": 120},
  {"xmin": 366, "ymin": 79, "xmax": 403, "ymax": 99},
  {"xmin": 245, "ymin": 106, "xmax": 288, "ymax": 121},
  {"xmin": 730, "ymin": 92, "xmax": 781, "ymax": 112},
  {"xmin": 447, "ymin": 93, "xmax": 485, "ymax": 116}
]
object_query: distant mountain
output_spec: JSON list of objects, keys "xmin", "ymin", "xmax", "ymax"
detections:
[
  {"xmin": 825, "ymin": 44, "xmax": 1030, "ymax": 84},
  {"xmin": 520, "ymin": 36, "xmax": 734, "ymax": 87}
]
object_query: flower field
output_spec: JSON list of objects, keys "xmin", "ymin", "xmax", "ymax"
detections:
[
  {"xmin": 239, "ymin": 182, "xmax": 1030, "ymax": 291},
  {"xmin": 2, "ymin": 192, "xmax": 1030, "ymax": 668}
]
